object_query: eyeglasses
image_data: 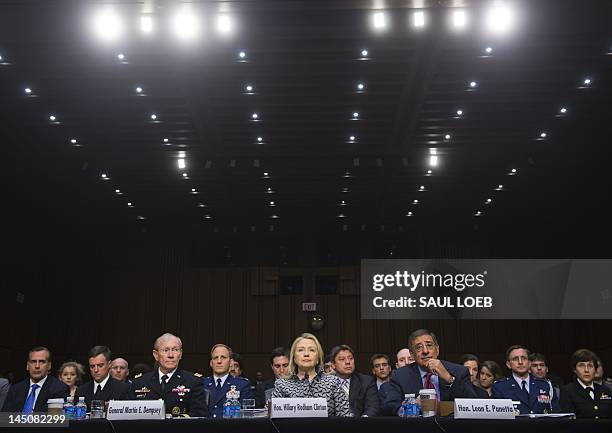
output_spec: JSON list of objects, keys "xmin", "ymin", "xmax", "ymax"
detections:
[
  {"xmin": 413, "ymin": 342, "xmax": 436, "ymax": 353},
  {"xmin": 156, "ymin": 348, "xmax": 182, "ymax": 354}
]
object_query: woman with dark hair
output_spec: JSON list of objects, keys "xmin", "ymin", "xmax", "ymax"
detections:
[
  {"xmin": 478, "ymin": 360, "xmax": 503, "ymax": 397},
  {"xmin": 271, "ymin": 333, "xmax": 352, "ymax": 417},
  {"xmin": 58, "ymin": 362, "xmax": 85, "ymax": 401},
  {"xmin": 560, "ymin": 349, "xmax": 611, "ymax": 418}
]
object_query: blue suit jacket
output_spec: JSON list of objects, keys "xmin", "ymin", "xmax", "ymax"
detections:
[
  {"xmin": 492, "ymin": 375, "xmax": 560, "ymax": 414},
  {"xmin": 203, "ymin": 375, "xmax": 253, "ymax": 418},
  {"xmin": 1, "ymin": 376, "xmax": 69, "ymax": 412},
  {"xmin": 382, "ymin": 361, "xmax": 476, "ymax": 415}
]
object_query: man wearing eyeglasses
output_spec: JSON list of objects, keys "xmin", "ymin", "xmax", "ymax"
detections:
[
  {"xmin": 383, "ymin": 329, "xmax": 476, "ymax": 415},
  {"xmin": 203, "ymin": 343, "xmax": 253, "ymax": 418},
  {"xmin": 492, "ymin": 345, "xmax": 559, "ymax": 414},
  {"xmin": 132, "ymin": 333, "xmax": 208, "ymax": 417}
]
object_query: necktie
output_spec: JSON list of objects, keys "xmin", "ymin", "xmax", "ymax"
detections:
[
  {"xmin": 94, "ymin": 384, "xmax": 102, "ymax": 398},
  {"xmin": 342, "ymin": 379, "xmax": 350, "ymax": 397},
  {"xmin": 521, "ymin": 380, "xmax": 529, "ymax": 399},
  {"xmin": 22, "ymin": 384, "xmax": 40, "ymax": 414},
  {"xmin": 423, "ymin": 372, "xmax": 434, "ymax": 389},
  {"xmin": 216, "ymin": 378, "xmax": 222, "ymax": 394},
  {"xmin": 586, "ymin": 386, "xmax": 595, "ymax": 400},
  {"xmin": 161, "ymin": 375, "xmax": 169, "ymax": 394}
]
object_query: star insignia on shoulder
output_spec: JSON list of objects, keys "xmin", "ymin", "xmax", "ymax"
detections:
[
  {"xmin": 194, "ymin": 372, "xmax": 203, "ymax": 377},
  {"xmin": 134, "ymin": 373, "xmax": 143, "ymax": 379}
]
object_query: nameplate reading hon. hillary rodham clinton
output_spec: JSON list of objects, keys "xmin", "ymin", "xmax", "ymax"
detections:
[
  {"xmin": 454, "ymin": 398, "xmax": 515, "ymax": 420},
  {"xmin": 107, "ymin": 400, "xmax": 166, "ymax": 420},
  {"xmin": 270, "ymin": 398, "xmax": 328, "ymax": 418}
]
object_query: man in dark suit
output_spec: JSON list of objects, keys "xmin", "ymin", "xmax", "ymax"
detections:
[
  {"xmin": 560, "ymin": 349, "xmax": 611, "ymax": 418},
  {"xmin": 254, "ymin": 347, "xmax": 289, "ymax": 408},
  {"xmin": 460, "ymin": 353, "xmax": 489, "ymax": 398},
  {"xmin": 132, "ymin": 333, "xmax": 208, "ymax": 417},
  {"xmin": 492, "ymin": 345, "xmax": 560, "ymax": 414},
  {"xmin": 203, "ymin": 343, "xmax": 253, "ymax": 418},
  {"xmin": 1, "ymin": 346, "xmax": 69, "ymax": 413},
  {"xmin": 330, "ymin": 344, "xmax": 380, "ymax": 417},
  {"xmin": 76, "ymin": 346, "xmax": 133, "ymax": 409},
  {"xmin": 383, "ymin": 329, "xmax": 476, "ymax": 415}
]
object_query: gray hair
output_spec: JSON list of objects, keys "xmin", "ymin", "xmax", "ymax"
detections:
[{"xmin": 154, "ymin": 333, "xmax": 182, "ymax": 350}]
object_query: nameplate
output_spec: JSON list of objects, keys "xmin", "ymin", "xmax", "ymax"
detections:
[
  {"xmin": 270, "ymin": 398, "xmax": 328, "ymax": 418},
  {"xmin": 107, "ymin": 400, "xmax": 165, "ymax": 420},
  {"xmin": 454, "ymin": 398, "xmax": 515, "ymax": 419}
]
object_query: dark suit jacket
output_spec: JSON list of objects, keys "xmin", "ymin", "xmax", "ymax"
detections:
[
  {"xmin": 348, "ymin": 373, "xmax": 380, "ymax": 417},
  {"xmin": 560, "ymin": 380, "xmax": 611, "ymax": 419},
  {"xmin": 383, "ymin": 361, "xmax": 476, "ymax": 415},
  {"xmin": 254, "ymin": 378, "xmax": 275, "ymax": 408},
  {"xmin": 1, "ymin": 376, "xmax": 69, "ymax": 412},
  {"xmin": 492, "ymin": 375, "xmax": 560, "ymax": 414},
  {"xmin": 76, "ymin": 376, "xmax": 134, "ymax": 409},
  {"xmin": 203, "ymin": 374, "xmax": 253, "ymax": 418},
  {"xmin": 474, "ymin": 384, "xmax": 490, "ymax": 398}
]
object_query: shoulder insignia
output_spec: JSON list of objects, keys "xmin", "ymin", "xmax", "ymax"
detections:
[
  {"xmin": 194, "ymin": 372, "xmax": 203, "ymax": 377},
  {"xmin": 134, "ymin": 373, "xmax": 143, "ymax": 379}
]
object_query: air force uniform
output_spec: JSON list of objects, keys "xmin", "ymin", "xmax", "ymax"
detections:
[
  {"xmin": 132, "ymin": 368, "xmax": 208, "ymax": 417},
  {"xmin": 492, "ymin": 375, "xmax": 560, "ymax": 414},
  {"xmin": 204, "ymin": 374, "xmax": 253, "ymax": 418}
]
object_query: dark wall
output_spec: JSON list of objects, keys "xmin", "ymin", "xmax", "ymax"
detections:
[{"xmin": 1, "ymin": 233, "xmax": 610, "ymax": 385}]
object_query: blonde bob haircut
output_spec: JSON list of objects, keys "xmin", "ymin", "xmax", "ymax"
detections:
[{"xmin": 288, "ymin": 333, "xmax": 324, "ymax": 376}]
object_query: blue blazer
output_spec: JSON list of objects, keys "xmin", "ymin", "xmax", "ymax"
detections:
[
  {"xmin": 382, "ymin": 361, "xmax": 476, "ymax": 415},
  {"xmin": 203, "ymin": 375, "xmax": 253, "ymax": 418},
  {"xmin": 492, "ymin": 375, "xmax": 560, "ymax": 414},
  {"xmin": 1, "ymin": 376, "xmax": 69, "ymax": 412}
]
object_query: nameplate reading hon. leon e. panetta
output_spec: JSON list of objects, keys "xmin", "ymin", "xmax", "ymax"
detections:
[
  {"xmin": 107, "ymin": 400, "xmax": 165, "ymax": 420},
  {"xmin": 270, "ymin": 398, "xmax": 328, "ymax": 418},
  {"xmin": 454, "ymin": 398, "xmax": 515, "ymax": 419}
]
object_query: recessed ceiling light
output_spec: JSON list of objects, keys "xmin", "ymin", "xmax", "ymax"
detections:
[
  {"xmin": 163, "ymin": 138, "xmax": 169, "ymax": 144},
  {"xmin": 486, "ymin": 198, "xmax": 492, "ymax": 204},
  {"xmin": 540, "ymin": 132, "xmax": 547, "ymax": 138},
  {"xmin": 419, "ymin": 185, "xmax": 425, "ymax": 191},
  {"xmin": 178, "ymin": 158, "xmax": 186, "ymax": 169},
  {"xmin": 182, "ymin": 173, "xmax": 188, "ymax": 178},
  {"xmin": 485, "ymin": 46, "xmax": 493, "ymax": 54},
  {"xmin": 456, "ymin": 109, "xmax": 463, "ymax": 116},
  {"xmin": 357, "ymin": 83, "xmax": 365, "ymax": 91},
  {"xmin": 474, "ymin": 211, "xmax": 482, "ymax": 216},
  {"xmin": 361, "ymin": 49, "xmax": 368, "ymax": 57},
  {"xmin": 413, "ymin": 11, "xmax": 425, "ymax": 28},
  {"xmin": 511, "ymin": 168, "xmax": 517, "ymax": 173},
  {"xmin": 24, "ymin": 87, "xmax": 32, "ymax": 94},
  {"xmin": 497, "ymin": 184, "xmax": 503, "ymax": 190},
  {"xmin": 427, "ymin": 170, "xmax": 432, "ymax": 174},
  {"xmin": 49, "ymin": 115, "xmax": 56, "ymax": 121},
  {"xmin": 117, "ymin": 53, "xmax": 125, "ymax": 60},
  {"xmin": 269, "ymin": 201, "xmax": 275, "ymax": 205},
  {"xmin": 238, "ymin": 51, "xmax": 246, "ymax": 59},
  {"xmin": 429, "ymin": 155, "xmax": 438, "ymax": 167},
  {"xmin": 263, "ymin": 172, "xmax": 269, "ymax": 177},
  {"xmin": 252, "ymin": 112, "xmax": 259, "ymax": 120},
  {"xmin": 257, "ymin": 136, "xmax": 263, "ymax": 143},
  {"xmin": 444, "ymin": 134, "xmax": 451, "ymax": 140},
  {"xmin": 101, "ymin": 173, "xmax": 108, "ymax": 180},
  {"xmin": 583, "ymin": 77, "xmax": 592, "ymax": 85},
  {"xmin": 150, "ymin": 114, "xmax": 157, "ymax": 120},
  {"xmin": 352, "ymin": 112, "xmax": 359, "ymax": 119},
  {"xmin": 559, "ymin": 107, "xmax": 567, "ymax": 114},
  {"xmin": 191, "ymin": 188, "xmax": 196, "ymax": 192},
  {"xmin": 136, "ymin": 86, "xmax": 143, "ymax": 93},
  {"xmin": 469, "ymin": 81, "xmax": 477, "ymax": 88},
  {"xmin": 245, "ymin": 84, "xmax": 253, "ymax": 92},
  {"xmin": 197, "ymin": 203, "xmax": 206, "ymax": 208},
  {"xmin": 349, "ymin": 135, "xmax": 356, "ymax": 142},
  {"xmin": 413, "ymin": 199, "xmax": 419, "ymax": 204},
  {"xmin": 70, "ymin": 138, "xmax": 77, "ymax": 144},
  {"xmin": 406, "ymin": 212, "xmax": 413, "ymax": 216},
  {"xmin": 203, "ymin": 214, "xmax": 212, "ymax": 219},
  {"xmin": 340, "ymin": 200, "xmax": 346, "ymax": 205}
]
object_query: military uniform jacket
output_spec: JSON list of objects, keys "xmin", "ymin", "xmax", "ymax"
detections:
[
  {"xmin": 560, "ymin": 380, "xmax": 611, "ymax": 419},
  {"xmin": 203, "ymin": 375, "xmax": 253, "ymax": 418},
  {"xmin": 132, "ymin": 368, "xmax": 208, "ymax": 417},
  {"xmin": 492, "ymin": 375, "xmax": 560, "ymax": 414}
]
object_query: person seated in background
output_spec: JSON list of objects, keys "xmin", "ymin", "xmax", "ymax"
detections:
[
  {"xmin": 110, "ymin": 358, "xmax": 130, "ymax": 383},
  {"xmin": 255, "ymin": 347, "xmax": 289, "ymax": 408},
  {"xmin": 560, "ymin": 349, "xmax": 611, "ymax": 418},
  {"xmin": 230, "ymin": 353, "xmax": 245, "ymax": 378},
  {"xmin": 383, "ymin": 329, "xmax": 476, "ymax": 415},
  {"xmin": 478, "ymin": 360, "xmax": 504, "ymax": 397},
  {"xmin": 460, "ymin": 354, "xmax": 489, "ymax": 398},
  {"xmin": 132, "ymin": 333, "xmax": 208, "ymax": 417},
  {"xmin": 395, "ymin": 348, "xmax": 414, "ymax": 368},
  {"xmin": 370, "ymin": 354, "xmax": 391, "ymax": 390},
  {"xmin": 529, "ymin": 353, "xmax": 561, "ymax": 398},
  {"xmin": 593, "ymin": 355, "xmax": 612, "ymax": 393},
  {"xmin": 2, "ymin": 346, "xmax": 69, "ymax": 413},
  {"xmin": 492, "ymin": 345, "xmax": 559, "ymax": 414},
  {"xmin": 324, "ymin": 354, "xmax": 335, "ymax": 375},
  {"xmin": 203, "ymin": 344, "xmax": 253, "ymax": 418},
  {"xmin": 272, "ymin": 333, "xmax": 352, "ymax": 417},
  {"xmin": 330, "ymin": 344, "xmax": 379, "ymax": 417},
  {"xmin": 77, "ymin": 346, "xmax": 133, "ymax": 409},
  {"xmin": 57, "ymin": 361, "xmax": 85, "ymax": 401}
]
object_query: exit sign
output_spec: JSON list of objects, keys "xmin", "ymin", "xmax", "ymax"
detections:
[{"xmin": 302, "ymin": 302, "xmax": 317, "ymax": 312}]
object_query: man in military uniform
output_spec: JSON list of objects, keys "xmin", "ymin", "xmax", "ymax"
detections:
[
  {"xmin": 492, "ymin": 345, "xmax": 560, "ymax": 414},
  {"xmin": 132, "ymin": 333, "xmax": 208, "ymax": 417},
  {"xmin": 203, "ymin": 344, "xmax": 253, "ymax": 418}
]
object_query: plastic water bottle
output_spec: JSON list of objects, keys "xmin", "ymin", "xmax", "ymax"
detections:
[
  {"xmin": 406, "ymin": 394, "xmax": 420, "ymax": 417},
  {"xmin": 63, "ymin": 397, "xmax": 75, "ymax": 420},
  {"xmin": 75, "ymin": 397, "xmax": 87, "ymax": 420},
  {"xmin": 232, "ymin": 389, "xmax": 241, "ymax": 418},
  {"xmin": 398, "ymin": 394, "xmax": 409, "ymax": 417},
  {"xmin": 222, "ymin": 399, "xmax": 233, "ymax": 419}
]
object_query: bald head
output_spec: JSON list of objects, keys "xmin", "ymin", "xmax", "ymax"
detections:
[{"xmin": 110, "ymin": 358, "xmax": 129, "ymax": 382}]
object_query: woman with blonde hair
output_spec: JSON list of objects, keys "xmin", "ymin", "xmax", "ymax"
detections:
[
  {"xmin": 271, "ymin": 333, "xmax": 352, "ymax": 417},
  {"xmin": 58, "ymin": 361, "xmax": 85, "ymax": 400}
]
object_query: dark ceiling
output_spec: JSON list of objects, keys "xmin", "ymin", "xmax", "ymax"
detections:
[{"xmin": 1, "ymin": 0, "xmax": 611, "ymax": 257}]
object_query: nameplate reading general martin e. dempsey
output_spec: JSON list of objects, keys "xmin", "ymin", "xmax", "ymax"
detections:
[
  {"xmin": 270, "ymin": 398, "xmax": 328, "ymax": 418},
  {"xmin": 106, "ymin": 400, "xmax": 165, "ymax": 420}
]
